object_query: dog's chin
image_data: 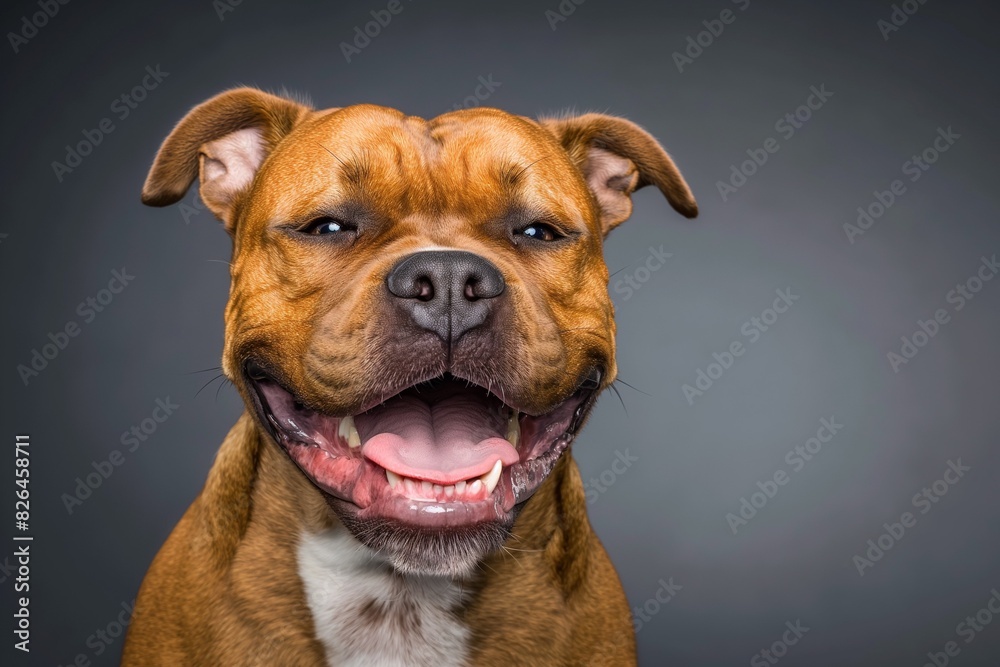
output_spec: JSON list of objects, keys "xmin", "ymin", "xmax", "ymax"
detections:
[
  {"xmin": 244, "ymin": 368, "xmax": 600, "ymax": 577},
  {"xmin": 329, "ymin": 497, "xmax": 515, "ymax": 577}
]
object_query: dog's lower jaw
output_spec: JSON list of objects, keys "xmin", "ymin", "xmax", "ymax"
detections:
[{"xmin": 328, "ymin": 496, "xmax": 518, "ymax": 577}]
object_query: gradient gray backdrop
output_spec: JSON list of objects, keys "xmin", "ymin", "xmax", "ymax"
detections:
[{"xmin": 2, "ymin": 0, "xmax": 999, "ymax": 664}]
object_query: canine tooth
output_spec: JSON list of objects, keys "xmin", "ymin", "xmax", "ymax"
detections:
[
  {"xmin": 386, "ymin": 470, "xmax": 401, "ymax": 489},
  {"xmin": 339, "ymin": 416, "xmax": 361, "ymax": 447},
  {"xmin": 506, "ymin": 413, "xmax": 520, "ymax": 447},
  {"xmin": 481, "ymin": 459, "xmax": 503, "ymax": 495},
  {"xmin": 455, "ymin": 480, "xmax": 467, "ymax": 495},
  {"xmin": 468, "ymin": 479, "xmax": 483, "ymax": 495}
]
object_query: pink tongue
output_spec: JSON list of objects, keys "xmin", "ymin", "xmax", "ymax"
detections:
[{"xmin": 356, "ymin": 390, "xmax": 519, "ymax": 486}]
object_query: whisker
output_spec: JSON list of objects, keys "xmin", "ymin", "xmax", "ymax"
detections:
[
  {"xmin": 607, "ymin": 382, "xmax": 627, "ymax": 415},
  {"xmin": 614, "ymin": 377, "xmax": 650, "ymax": 397}
]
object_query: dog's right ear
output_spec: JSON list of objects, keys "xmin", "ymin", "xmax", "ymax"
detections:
[{"xmin": 141, "ymin": 87, "xmax": 311, "ymax": 232}]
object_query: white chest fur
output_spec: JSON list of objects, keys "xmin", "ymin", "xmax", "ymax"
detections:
[{"xmin": 297, "ymin": 529, "xmax": 470, "ymax": 667}]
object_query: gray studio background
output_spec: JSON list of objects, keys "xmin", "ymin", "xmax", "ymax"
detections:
[{"xmin": 2, "ymin": 0, "xmax": 999, "ymax": 665}]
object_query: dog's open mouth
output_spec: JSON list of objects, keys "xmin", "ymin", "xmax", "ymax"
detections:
[{"xmin": 245, "ymin": 364, "xmax": 600, "ymax": 531}]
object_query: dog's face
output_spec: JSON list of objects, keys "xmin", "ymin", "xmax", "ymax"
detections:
[{"xmin": 143, "ymin": 89, "xmax": 696, "ymax": 575}]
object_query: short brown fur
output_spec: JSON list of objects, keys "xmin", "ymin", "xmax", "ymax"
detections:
[{"xmin": 123, "ymin": 88, "xmax": 696, "ymax": 666}]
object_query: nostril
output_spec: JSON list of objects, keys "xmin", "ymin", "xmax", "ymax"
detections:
[
  {"xmin": 416, "ymin": 277, "xmax": 434, "ymax": 302},
  {"xmin": 464, "ymin": 280, "xmax": 478, "ymax": 301}
]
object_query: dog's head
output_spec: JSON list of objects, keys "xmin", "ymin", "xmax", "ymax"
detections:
[{"xmin": 143, "ymin": 88, "xmax": 696, "ymax": 575}]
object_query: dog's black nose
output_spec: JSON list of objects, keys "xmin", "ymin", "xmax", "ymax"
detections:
[{"xmin": 386, "ymin": 250, "xmax": 506, "ymax": 342}]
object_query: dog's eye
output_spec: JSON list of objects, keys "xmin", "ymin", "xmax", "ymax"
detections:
[
  {"xmin": 519, "ymin": 222, "xmax": 561, "ymax": 242},
  {"xmin": 303, "ymin": 217, "xmax": 351, "ymax": 235}
]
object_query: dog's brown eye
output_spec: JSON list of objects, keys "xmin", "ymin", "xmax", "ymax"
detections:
[
  {"xmin": 302, "ymin": 217, "xmax": 353, "ymax": 235},
  {"xmin": 519, "ymin": 222, "xmax": 560, "ymax": 242}
]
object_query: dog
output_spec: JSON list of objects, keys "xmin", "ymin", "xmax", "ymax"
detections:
[{"xmin": 121, "ymin": 87, "xmax": 697, "ymax": 666}]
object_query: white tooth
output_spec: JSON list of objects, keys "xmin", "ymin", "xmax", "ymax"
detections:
[
  {"xmin": 444, "ymin": 485, "xmax": 455, "ymax": 499},
  {"xmin": 433, "ymin": 484, "xmax": 443, "ymax": 496},
  {"xmin": 386, "ymin": 470, "xmax": 401, "ymax": 489},
  {"xmin": 506, "ymin": 413, "xmax": 520, "ymax": 447},
  {"xmin": 421, "ymin": 480, "xmax": 433, "ymax": 496},
  {"xmin": 455, "ymin": 480, "xmax": 467, "ymax": 495},
  {"xmin": 468, "ymin": 479, "xmax": 483, "ymax": 496},
  {"xmin": 481, "ymin": 459, "xmax": 503, "ymax": 494},
  {"xmin": 339, "ymin": 416, "xmax": 361, "ymax": 447}
]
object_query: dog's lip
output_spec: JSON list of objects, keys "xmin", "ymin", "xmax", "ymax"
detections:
[
  {"xmin": 241, "ymin": 359, "xmax": 603, "ymax": 527},
  {"xmin": 242, "ymin": 359, "xmax": 602, "ymax": 423}
]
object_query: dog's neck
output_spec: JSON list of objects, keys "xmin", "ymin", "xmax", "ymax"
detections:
[{"xmin": 298, "ymin": 528, "xmax": 470, "ymax": 667}]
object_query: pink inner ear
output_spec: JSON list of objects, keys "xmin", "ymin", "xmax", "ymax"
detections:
[
  {"xmin": 200, "ymin": 127, "xmax": 268, "ymax": 212},
  {"xmin": 583, "ymin": 147, "xmax": 640, "ymax": 230}
]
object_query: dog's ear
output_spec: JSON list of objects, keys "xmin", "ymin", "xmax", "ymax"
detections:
[
  {"xmin": 541, "ymin": 113, "xmax": 698, "ymax": 235},
  {"xmin": 142, "ymin": 87, "xmax": 312, "ymax": 231}
]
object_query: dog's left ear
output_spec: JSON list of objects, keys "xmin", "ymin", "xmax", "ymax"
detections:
[
  {"xmin": 141, "ymin": 87, "xmax": 312, "ymax": 231},
  {"xmin": 541, "ymin": 113, "xmax": 698, "ymax": 235}
]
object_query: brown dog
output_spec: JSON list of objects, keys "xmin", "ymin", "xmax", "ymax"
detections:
[{"xmin": 121, "ymin": 88, "xmax": 696, "ymax": 666}]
